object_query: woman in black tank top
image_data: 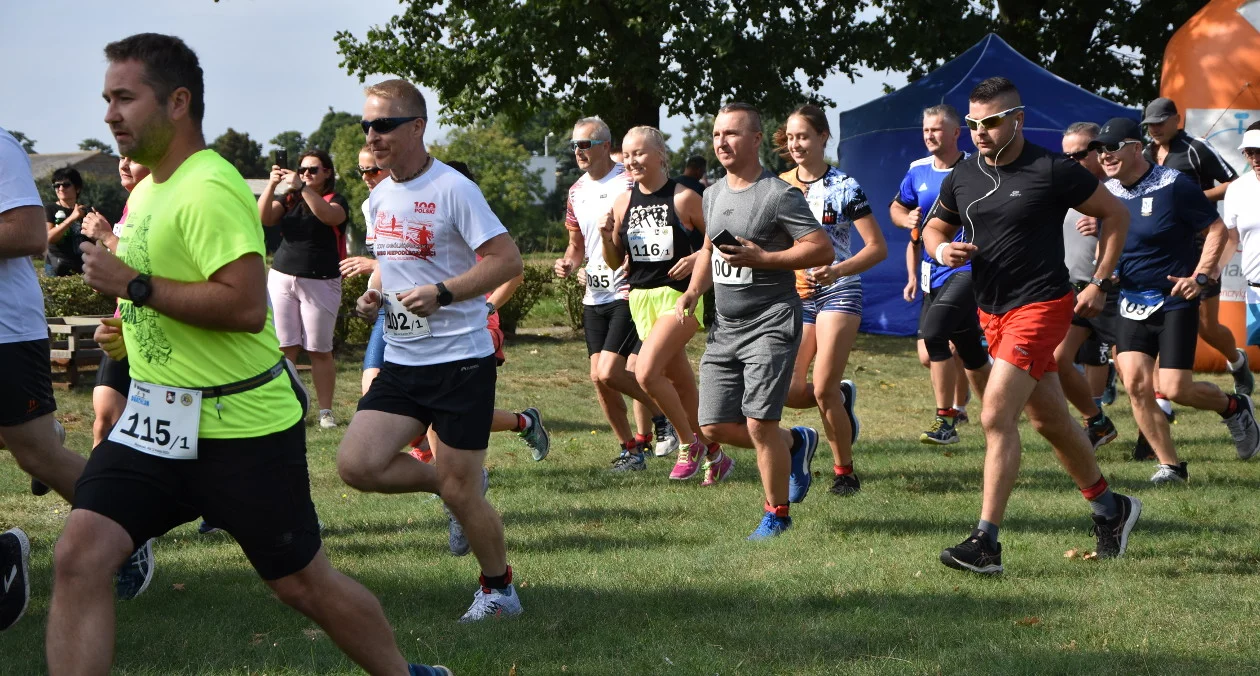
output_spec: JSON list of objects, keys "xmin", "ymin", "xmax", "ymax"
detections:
[{"xmin": 598, "ymin": 126, "xmax": 726, "ymax": 478}]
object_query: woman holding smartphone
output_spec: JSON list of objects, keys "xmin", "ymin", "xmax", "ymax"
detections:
[
  {"xmin": 776, "ymin": 104, "xmax": 887, "ymax": 497},
  {"xmin": 601, "ymin": 126, "xmax": 729, "ymax": 483}
]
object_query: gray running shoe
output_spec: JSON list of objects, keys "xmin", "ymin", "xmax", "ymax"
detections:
[
  {"xmin": 1150, "ymin": 462, "xmax": 1188, "ymax": 485},
  {"xmin": 1229, "ymin": 349, "xmax": 1255, "ymax": 397},
  {"xmin": 445, "ymin": 467, "xmax": 489, "ymax": 557},
  {"xmin": 519, "ymin": 408, "xmax": 549, "ymax": 461},
  {"xmin": 610, "ymin": 451, "xmax": 647, "ymax": 472},
  {"xmin": 652, "ymin": 417, "xmax": 679, "ymax": 457},
  {"xmin": 1223, "ymin": 394, "xmax": 1260, "ymax": 460}
]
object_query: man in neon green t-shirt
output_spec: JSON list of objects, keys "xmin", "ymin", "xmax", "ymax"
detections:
[{"xmin": 48, "ymin": 33, "xmax": 450, "ymax": 676}]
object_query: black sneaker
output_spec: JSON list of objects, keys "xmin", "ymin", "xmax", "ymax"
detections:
[
  {"xmin": 839, "ymin": 379, "xmax": 860, "ymax": 443},
  {"xmin": 1091, "ymin": 494, "xmax": 1142, "ymax": 559},
  {"xmin": 920, "ymin": 415, "xmax": 959, "ymax": 445},
  {"xmin": 828, "ymin": 473, "xmax": 861, "ymax": 496},
  {"xmin": 115, "ymin": 539, "xmax": 155, "ymax": 601},
  {"xmin": 939, "ymin": 530, "xmax": 1003, "ymax": 574},
  {"xmin": 1132, "ymin": 431, "xmax": 1156, "ymax": 461},
  {"xmin": 30, "ymin": 479, "xmax": 50, "ymax": 496},
  {"xmin": 1102, "ymin": 360, "xmax": 1118, "ymax": 406},
  {"xmin": 0, "ymin": 528, "xmax": 31, "ymax": 631},
  {"xmin": 1085, "ymin": 415, "xmax": 1118, "ymax": 450},
  {"xmin": 954, "ymin": 409, "xmax": 970, "ymax": 426}
]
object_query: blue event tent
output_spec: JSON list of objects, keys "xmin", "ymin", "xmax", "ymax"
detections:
[{"xmin": 838, "ymin": 33, "xmax": 1138, "ymax": 336}]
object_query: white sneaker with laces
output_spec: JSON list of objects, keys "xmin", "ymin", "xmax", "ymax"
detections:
[
  {"xmin": 318, "ymin": 409, "xmax": 336, "ymax": 429},
  {"xmin": 458, "ymin": 583, "xmax": 523, "ymax": 623}
]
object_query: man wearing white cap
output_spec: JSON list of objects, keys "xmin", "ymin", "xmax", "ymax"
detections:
[
  {"xmin": 1143, "ymin": 96, "xmax": 1252, "ymax": 398},
  {"xmin": 1225, "ymin": 122, "xmax": 1260, "ymax": 350}
]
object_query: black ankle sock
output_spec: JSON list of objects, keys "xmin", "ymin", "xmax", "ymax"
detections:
[{"xmin": 480, "ymin": 565, "xmax": 513, "ymax": 591}]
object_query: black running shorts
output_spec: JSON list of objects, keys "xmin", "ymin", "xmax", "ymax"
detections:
[
  {"xmin": 583, "ymin": 300, "xmax": 640, "ymax": 357},
  {"xmin": 357, "ymin": 355, "xmax": 497, "ymax": 450},
  {"xmin": 1116, "ymin": 304, "xmax": 1199, "ymax": 370},
  {"xmin": 0, "ymin": 339, "xmax": 57, "ymax": 427}
]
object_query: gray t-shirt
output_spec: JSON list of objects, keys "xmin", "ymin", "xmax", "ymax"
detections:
[
  {"xmin": 1062, "ymin": 208, "xmax": 1097, "ymax": 283},
  {"xmin": 703, "ymin": 169, "xmax": 820, "ymax": 318}
]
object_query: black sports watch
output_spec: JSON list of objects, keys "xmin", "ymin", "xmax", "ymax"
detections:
[
  {"xmin": 1088, "ymin": 276, "xmax": 1114, "ymax": 292},
  {"xmin": 435, "ymin": 282, "xmax": 454, "ymax": 307},
  {"xmin": 1194, "ymin": 273, "xmax": 1210, "ymax": 287},
  {"xmin": 486, "ymin": 301, "xmax": 497, "ymax": 316},
  {"xmin": 127, "ymin": 273, "xmax": 153, "ymax": 307}
]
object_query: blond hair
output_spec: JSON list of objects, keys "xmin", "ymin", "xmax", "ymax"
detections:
[
  {"xmin": 363, "ymin": 79, "xmax": 428, "ymax": 120},
  {"xmin": 624, "ymin": 125, "xmax": 670, "ymax": 171}
]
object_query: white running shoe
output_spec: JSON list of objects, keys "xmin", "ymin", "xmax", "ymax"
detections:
[
  {"xmin": 458, "ymin": 583, "xmax": 523, "ymax": 623},
  {"xmin": 653, "ymin": 418, "xmax": 679, "ymax": 457},
  {"xmin": 318, "ymin": 409, "xmax": 337, "ymax": 429}
]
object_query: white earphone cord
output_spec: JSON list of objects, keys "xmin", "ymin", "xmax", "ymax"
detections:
[{"xmin": 962, "ymin": 119, "xmax": 1019, "ymax": 245}]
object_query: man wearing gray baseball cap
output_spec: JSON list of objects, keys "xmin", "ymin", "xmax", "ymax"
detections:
[{"xmin": 1142, "ymin": 97, "xmax": 1251, "ymax": 399}]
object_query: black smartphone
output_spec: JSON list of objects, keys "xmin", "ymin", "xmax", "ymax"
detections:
[
  {"xmin": 275, "ymin": 149, "xmax": 288, "ymax": 170},
  {"xmin": 710, "ymin": 229, "xmax": 740, "ymax": 248}
]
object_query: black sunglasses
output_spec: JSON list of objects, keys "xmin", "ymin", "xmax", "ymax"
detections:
[
  {"xmin": 571, "ymin": 139, "xmax": 607, "ymax": 151},
  {"xmin": 53, "ymin": 182, "xmax": 74, "ymax": 189},
  {"xmin": 361, "ymin": 116, "xmax": 423, "ymax": 135},
  {"xmin": 358, "ymin": 166, "xmax": 382, "ymax": 176},
  {"xmin": 297, "ymin": 166, "xmax": 322, "ymax": 175},
  {"xmin": 1063, "ymin": 149, "xmax": 1093, "ymax": 162},
  {"xmin": 1098, "ymin": 140, "xmax": 1139, "ymax": 154}
]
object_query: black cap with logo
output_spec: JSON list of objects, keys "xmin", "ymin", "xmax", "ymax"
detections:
[
  {"xmin": 1095, "ymin": 117, "xmax": 1144, "ymax": 147},
  {"xmin": 1141, "ymin": 98, "xmax": 1178, "ymax": 125}
]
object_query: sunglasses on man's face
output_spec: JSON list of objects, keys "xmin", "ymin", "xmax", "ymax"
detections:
[
  {"xmin": 1063, "ymin": 149, "xmax": 1093, "ymax": 162},
  {"xmin": 571, "ymin": 139, "xmax": 607, "ymax": 151},
  {"xmin": 1098, "ymin": 140, "xmax": 1139, "ymax": 154},
  {"xmin": 964, "ymin": 106, "xmax": 1025, "ymax": 131},
  {"xmin": 360, "ymin": 116, "xmax": 423, "ymax": 135},
  {"xmin": 297, "ymin": 166, "xmax": 322, "ymax": 176},
  {"xmin": 53, "ymin": 182, "xmax": 73, "ymax": 189},
  {"xmin": 358, "ymin": 166, "xmax": 382, "ymax": 176}
]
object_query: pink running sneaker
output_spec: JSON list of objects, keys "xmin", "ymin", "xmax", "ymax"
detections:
[
  {"xmin": 408, "ymin": 438, "xmax": 434, "ymax": 464},
  {"xmin": 700, "ymin": 452, "xmax": 734, "ymax": 486},
  {"xmin": 669, "ymin": 439, "xmax": 706, "ymax": 480}
]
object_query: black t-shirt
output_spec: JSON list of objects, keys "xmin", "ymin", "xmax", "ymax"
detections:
[
  {"xmin": 271, "ymin": 193, "xmax": 349, "ymax": 279},
  {"xmin": 44, "ymin": 202, "xmax": 89, "ymax": 275},
  {"xmin": 936, "ymin": 142, "xmax": 1099, "ymax": 314},
  {"xmin": 673, "ymin": 174, "xmax": 705, "ymax": 195},
  {"xmin": 620, "ymin": 179, "xmax": 695, "ymax": 293},
  {"xmin": 1142, "ymin": 130, "xmax": 1238, "ymax": 192}
]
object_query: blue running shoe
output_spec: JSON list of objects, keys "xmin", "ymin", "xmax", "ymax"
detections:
[
  {"xmin": 747, "ymin": 511, "xmax": 792, "ymax": 540},
  {"xmin": 409, "ymin": 665, "xmax": 454, "ymax": 676},
  {"xmin": 787, "ymin": 426, "xmax": 818, "ymax": 503},
  {"xmin": 840, "ymin": 380, "xmax": 860, "ymax": 443},
  {"xmin": 115, "ymin": 539, "xmax": 155, "ymax": 601}
]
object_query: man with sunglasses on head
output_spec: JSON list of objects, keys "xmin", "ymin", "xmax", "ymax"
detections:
[
  {"xmin": 1143, "ymin": 97, "xmax": 1252, "ymax": 398},
  {"xmin": 1056, "ymin": 122, "xmax": 1121, "ymax": 451},
  {"xmin": 923, "ymin": 77, "xmax": 1141, "ymax": 575},
  {"xmin": 1097, "ymin": 117, "xmax": 1260, "ymax": 484},
  {"xmin": 339, "ymin": 79, "xmax": 526, "ymax": 623},
  {"xmin": 554, "ymin": 116, "xmax": 681, "ymax": 470}
]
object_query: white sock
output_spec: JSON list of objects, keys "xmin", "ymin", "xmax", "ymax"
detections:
[
  {"xmin": 1227, "ymin": 350, "xmax": 1246, "ymax": 372},
  {"xmin": 954, "ymin": 404, "xmax": 967, "ymax": 415},
  {"xmin": 1156, "ymin": 397, "xmax": 1173, "ymax": 417}
]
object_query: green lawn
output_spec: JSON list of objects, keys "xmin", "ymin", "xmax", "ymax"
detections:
[{"xmin": 4, "ymin": 326, "xmax": 1260, "ymax": 674}]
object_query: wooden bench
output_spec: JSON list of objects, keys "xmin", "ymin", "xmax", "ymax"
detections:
[{"xmin": 48, "ymin": 315, "xmax": 109, "ymax": 389}]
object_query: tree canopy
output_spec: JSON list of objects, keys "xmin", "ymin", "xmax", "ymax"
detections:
[
  {"xmin": 308, "ymin": 109, "xmax": 360, "ymax": 152},
  {"xmin": 269, "ymin": 130, "xmax": 307, "ymax": 160},
  {"xmin": 10, "ymin": 131, "xmax": 36, "ymax": 153},
  {"xmin": 78, "ymin": 138, "xmax": 114, "ymax": 154},
  {"xmin": 336, "ymin": 0, "xmax": 1205, "ymax": 139},
  {"xmin": 210, "ymin": 128, "xmax": 266, "ymax": 178}
]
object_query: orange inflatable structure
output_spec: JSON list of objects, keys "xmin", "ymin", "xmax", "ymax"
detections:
[{"xmin": 1162, "ymin": 0, "xmax": 1260, "ymax": 371}]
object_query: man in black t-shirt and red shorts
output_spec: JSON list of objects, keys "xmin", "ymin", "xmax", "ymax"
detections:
[{"xmin": 924, "ymin": 77, "xmax": 1142, "ymax": 574}]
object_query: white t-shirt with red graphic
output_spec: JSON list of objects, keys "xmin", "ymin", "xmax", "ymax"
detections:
[
  {"xmin": 565, "ymin": 164, "xmax": 633, "ymax": 305},
  {"xmin": 369, "ymin": 159, "xmax": 508, "ymax": 366}
]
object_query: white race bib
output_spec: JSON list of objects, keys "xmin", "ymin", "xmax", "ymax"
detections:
[
  {"xmin": 1118, "ymin": 289, "xmax": 1165, "ymax": 321},
  {"xmin": 712, "ymin": 254, "xmax": 753, "ymax": 286},
  {"xmin": 108, "ymin": 380, "xmax": 200, "ymax": 460},
  {"xmin": 586, "ymin": 261, "xmax": 615, "ymax": 290},
  {"xmin": 383, "ymin": 290, "xmax": 432, "ymax": 338},
  {"xmin": 920, "ymin": 260, "xmax": 932, "ymax": 293},
  {"xmin": 627, "ymin": 224, "xmax": 674, "ymax": 262}
]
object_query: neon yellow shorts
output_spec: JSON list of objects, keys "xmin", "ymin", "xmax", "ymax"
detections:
[{"xmin": 629, "ymin": 286, "xmax": 705, "ymax": 341}]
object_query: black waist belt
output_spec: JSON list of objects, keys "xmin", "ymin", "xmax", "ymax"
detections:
[
  {"xmin": 1249, "ymin": 281, "xmax": 1260, "ymax": 288},
  {"xmin": 196, "ymin": 359, "xmax": 286, "ymax": 398}
]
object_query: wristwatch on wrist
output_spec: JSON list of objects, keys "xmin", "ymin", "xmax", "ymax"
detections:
[
  {"xmin": 1194, "ymin": 273, "xmax": 1210, "ymax": 287},
  {"xmin": 435, "ymin": 282, "xmax": 454, "ymax": 307},
  {"xmin": 486, "ymin": 301, "xmax": 497, "ymax": 316},
  {"xmin": 1088, "ymin": 276, "xmax": 1113, "ymax": 292},
  {"xmin": 127, "ymin": 273, "xmax": 153, "ymax": 307}
]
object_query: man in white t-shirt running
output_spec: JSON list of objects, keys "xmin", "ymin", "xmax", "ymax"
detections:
[
  {"xmin": 1227, "ymin": 124, "xmax": 1260, "ymax": 349},
  {"xmin": 337, "ymin": 79, "xmax": 526, "ymax": 623},
  {"xmin": 555, "ymin": 116, "xmax": 680, "ymax": 471}
]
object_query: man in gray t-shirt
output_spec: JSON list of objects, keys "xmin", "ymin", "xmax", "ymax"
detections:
[{"xmin": 676, "ymin": 104, "xmax": 832, "ymax": 541}]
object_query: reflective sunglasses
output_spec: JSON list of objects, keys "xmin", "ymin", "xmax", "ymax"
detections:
[
  {"xmin": 964, "ymin": 106, "xmax": 1025, "ymax": 130},
  {"xmin": 360, "ymin": 116, "xmax": 423, "ymax": 135},
  {"xmin": 571, "ymin": 139, "xmax": 607, "ymax": 151},
  {"xmin": 1063, "ymin": 149, "xmax": 1093, "ymax": 162},
  {"xmin": 297, "ymin": 165, "xmax": 322, "ymax": 176},
  {"xmin": 1097, "ymin": 140, "xmax": 1139, "ymax": 154},
  {"xmin": 53, "ymin": 182, "xmax": 74, "ymax": 189},
  {"xmin": 358, "ymin": 166, "xmax": 382, "ymax": 176}
]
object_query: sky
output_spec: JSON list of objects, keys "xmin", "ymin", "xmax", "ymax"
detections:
[{"xmin": 1, "ymin": 0, "xmax": 907, "ymax": 156}]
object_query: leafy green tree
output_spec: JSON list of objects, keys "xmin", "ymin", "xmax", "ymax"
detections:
[
  {"xmin": 329, "ymin": 122, "xmax": 369, "ymax": 254},
  {"xmin": 78, "ymin": 138, "xmax": 114, "ymax": 154},
  {"xmin": 429, "ymin": 122, "xmax": 555, "ymax": 251},
  {"xmin": 308, "ymin": 109, "xmax": 360, "ymax": 152},
  {"xmin": 269, "ymin": 130, "xmax": 307, "ymax": 160},
  {"xmin": 10, "ymin": 131, "xmax": 36, "ymax": 153},
  {"xmin": 209, "ymin": 128, "xmax": 266, "ymax": 178},
  {"xmin": 335, "ymin": 0, "xmax": 1203, "ymax": 136}
]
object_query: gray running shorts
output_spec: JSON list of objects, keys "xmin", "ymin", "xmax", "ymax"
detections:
[{"xmin": 698, "ymin": 301, "xmax": 802, "ymax": 425}]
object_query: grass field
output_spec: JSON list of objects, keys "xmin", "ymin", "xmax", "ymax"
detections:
[{"xmin": 4, "ymin": 306, "xmax": 1260, "ymax": 674}]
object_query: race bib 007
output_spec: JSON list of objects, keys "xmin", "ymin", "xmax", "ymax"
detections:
[{"xmin": 712, "ymin": 254, "xmax": 752, "ymax": 286}]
